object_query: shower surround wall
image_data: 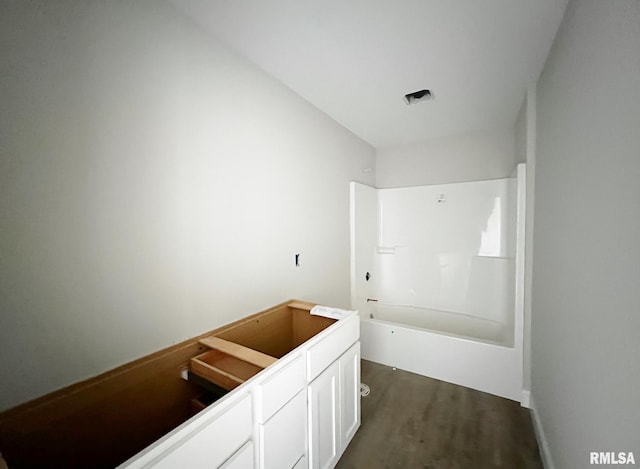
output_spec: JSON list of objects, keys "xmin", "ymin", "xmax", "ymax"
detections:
[{"xmin": 351, "ymin": 165, "xmax": 525, "ymax": 401}]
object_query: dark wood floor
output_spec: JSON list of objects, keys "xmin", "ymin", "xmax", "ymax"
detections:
[{"xmin": 337, "ymin": 360, "xmax": 542, "ymax": 469}]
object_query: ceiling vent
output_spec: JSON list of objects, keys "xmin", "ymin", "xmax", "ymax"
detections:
[{"xmin": 403, "ymin": 89, "xmax": 433, "ymax": 105}]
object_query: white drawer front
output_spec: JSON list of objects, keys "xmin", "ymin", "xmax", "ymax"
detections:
[
  {"xmin": 259, "ymin": 390, "xmax": 307, "ymax": 469},
  {"xmin": 307, "ymin": 315, "xmax": 359, "ymax": 382},
  {"xmin": 257, "ymin": 354, "xmax": 306, "ymax": 423},
  {"xmin": 148, "ymin": 394, "xmax": 252, "ymax": 469},
  {"xmin": 220, "ymin": 441, "xmax": 254, "ymax": 469},
  {"xmin": 292, "ymin": 455, "xmax": 307, "ymax": 469}
]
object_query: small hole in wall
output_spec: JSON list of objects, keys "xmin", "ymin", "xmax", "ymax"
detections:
[{"xmin": 403, "ymin": 89, "xmax": 433, "ymax": 105}]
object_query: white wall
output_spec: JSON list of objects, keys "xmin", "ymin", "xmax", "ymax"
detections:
[
  {"xmin": 0, "ymin": 0, "xmax": 374, "ymax": 411},
  {"xmin": 375, "ymin": 128, "xmax": 516, "ymax": 188},
  {"xmin": 532, "ymin": 0, "xmax": 640, "ymax": 467}
]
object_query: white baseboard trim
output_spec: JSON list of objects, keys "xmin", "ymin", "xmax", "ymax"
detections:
[
  {"xmin": 529, "ymin": 395, "xmax": 555, "ymax": 469},
  {"xmin": 521, "ymin": 389, "xmax": 531, "ymax": 408}
]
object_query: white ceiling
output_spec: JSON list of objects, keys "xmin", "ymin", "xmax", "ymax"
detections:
[{"xmin": 169, "ymin": 0, "xmax": 568, "ymax": 148}]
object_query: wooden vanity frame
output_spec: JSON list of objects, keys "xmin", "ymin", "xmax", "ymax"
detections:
[
  {"xmin": 0, "ymin": 300, "xmax": 359, "ymax": 469},
  {"xmin": 188, "ymin": 300, "xmax": 335, "ymax": 392}
]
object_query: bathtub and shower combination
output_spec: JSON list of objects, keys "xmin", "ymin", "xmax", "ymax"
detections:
[{"xmin": 350, "ymin": 164, "xmax": 526, "ymax": 402}]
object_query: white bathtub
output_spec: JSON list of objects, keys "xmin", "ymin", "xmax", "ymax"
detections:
[
  {"xmin": 351, "ymin": 165, "xmax": 527, "ymax": 403},
  {"xmin": 366, "ymin": 303, "xmax": 511, "ymax": 345},
  {"xmin": 360, "ymin": 302, "xmax": 524, "ymax": 402}
]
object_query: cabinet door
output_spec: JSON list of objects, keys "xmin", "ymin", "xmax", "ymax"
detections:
[
  {"xmin": 308, "ymin": 360, "xmax": 340, "ymax": 469},
  {"xmin": 339, "ymin": 342, "xmax": 361, "ymax": 450}
]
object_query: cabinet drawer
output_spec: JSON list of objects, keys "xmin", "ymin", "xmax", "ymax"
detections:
[
  {"xmin": 307, "ymin": 315, "xmax": 359, "ymax": 381},
  {"xmin": 148, "ymin": 394, "xmax": 252, "ymax": 469},
  {"xmin": 220, "ymin": 441, "xmax": 254, "ymax": 469},
  {"xmin": 259, "ymin": 390, "xmax": 307, "ymax": 469},
  {"xmin": 256, "ymin": 354, "xmax": 306, "ymax": 423},
  {"xmin": 292, "ymin": 455, "xmax": 307, "ymax": 469}
]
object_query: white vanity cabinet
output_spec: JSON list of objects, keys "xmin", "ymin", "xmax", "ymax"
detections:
[
  {"xmin": 259, "ymin": 390, "xmax": 307, "ymax": 469},
  {"xmin": 308, "ymin": 342, "xmax": 361, "ymax": 469},
  {"xmin": 256, "ymin": 354, "xmax": 308, "ymax": 469},
  {"xmin": 119, "ymin": 301, "xmax": 360, "ymax": 469},
  {"xmin": 309, "ymin": 360, "xmax": 340, "ymax": 469},
  {"xmin": 220, "ymin": 441, "xmax": 255, "ymax": 469},
  {"xmin": 131, "ymin": 392, "xmax": 254, "ymax": 469},
  {"xmin": 339, "ymin": 342, "xmax": 361, "ymax": 450}
]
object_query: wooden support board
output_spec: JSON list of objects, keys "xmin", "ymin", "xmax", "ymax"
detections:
[
  {"xmin": 190, "ymin": 350, "xmax": 263, "ymax": 391},
  {"xmin": 287, "ymin": 300, "xmax": 314, "ymax": 311},
  {"xmin": 199, "ymin": 336, "xmax": 278, "ymax": 369}
]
